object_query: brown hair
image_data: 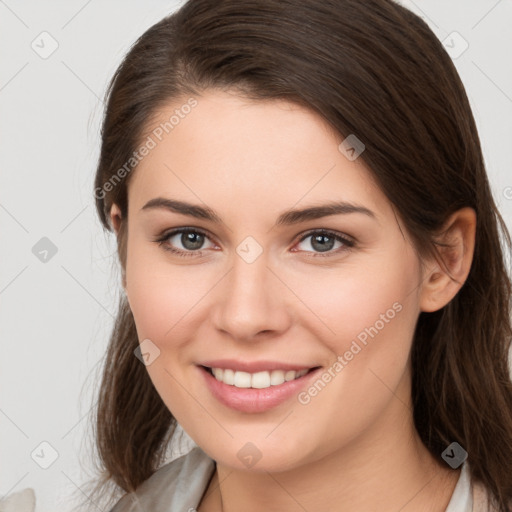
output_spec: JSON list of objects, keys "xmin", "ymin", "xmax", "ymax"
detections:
[{"xmin": 83, "ymin": 0, "xmax": 512, "ymax": 510}]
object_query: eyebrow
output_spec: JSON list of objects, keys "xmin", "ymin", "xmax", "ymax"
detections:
[{"xmin": 140, "ymin": 197, "xmax": 377, "ymax": 226}]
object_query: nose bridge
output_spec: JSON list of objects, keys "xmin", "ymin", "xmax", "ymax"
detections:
[{"xmin": 213, "ymin": 243, "xmax": 288, "ymax": 339}]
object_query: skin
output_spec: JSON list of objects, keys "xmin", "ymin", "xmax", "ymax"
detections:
[{"xmin": 110, "ymin": 89, "xmax": 476, "ymax": 512}]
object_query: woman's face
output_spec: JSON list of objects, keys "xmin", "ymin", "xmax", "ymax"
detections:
[{"xmin": 115, "ymin": 89, "xmax": 431, "ymax": 472}]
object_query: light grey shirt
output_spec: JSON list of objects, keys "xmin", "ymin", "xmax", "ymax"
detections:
[
  {"xmin": 110, "ymin": 446, "xmax": 215, "ymax": 512},
  {"xmin": 110, "ymin": 446, "xmax": 473, "ymax": 511}
]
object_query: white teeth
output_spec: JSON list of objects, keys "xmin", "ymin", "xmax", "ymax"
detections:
[
  {"xmin": 251, "ymin": 371, "xmax": 271, "ymax": 389},
  {"xmin": 270, "ymin": 370, "xmax": 285, "ymax": 385},
  {"xmin": 210, "ymin": 367, "xmax": 310, "ymax": 388},
  {"xmin": 223, "ymin": 368, "xmax": 235, "ymax": 385},
  {"xmin": 285, "ymin": 370, "xmax": 296, "ymax": 381},
  {"xmin": 233, "ymin": 371, "xmax": 252, "ymax": 388}
]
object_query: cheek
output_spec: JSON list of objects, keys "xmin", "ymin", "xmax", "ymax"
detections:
[
  {"xmin": 301, "ymin": 248, "xmax": 421, "ymax": 412},
  {"xmin": 286, "ymin": 258, "xmax": 420, "ymax": 454},
  {"xmin": 285, "ymin": 250, "xmax": 422, "ymax": 433},
  {"xmin": 291, "ymin": 250, "xmax": 420, "ymax": 355},
  {"xmin": 124, "ymin": 242, "xmax": 207, "ymax": 415},
  {"xmin": 125, "ymin": 238, "xmax": 215, "ymax": 354}
]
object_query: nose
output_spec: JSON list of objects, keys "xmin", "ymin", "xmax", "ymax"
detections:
[{"xmin": 211, "ymin": 251, "xmax": 292, "ymax": 342}]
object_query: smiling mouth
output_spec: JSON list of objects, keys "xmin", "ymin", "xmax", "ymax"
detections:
[{"xmin": 201, "ymin": 365, "xmax": 320, "ymax": 389}]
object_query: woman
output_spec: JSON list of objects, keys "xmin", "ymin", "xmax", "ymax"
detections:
[{"xmin": 86, "ymin": 0, "xmax": 512, "ymax": 510}]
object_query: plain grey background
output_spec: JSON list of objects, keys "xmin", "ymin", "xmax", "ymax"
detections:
[{"xmin": 1, "ymin": 1, "xmax": 511, "ymax": 510}]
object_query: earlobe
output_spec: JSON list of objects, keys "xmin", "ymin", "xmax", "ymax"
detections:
[
  {"xmin": 419, "ymin": 207, "xmax": 477, "ymax": 313},
  {"xmin": 110, "ymin": 203, "xmax": 123, "ymax": 236}
]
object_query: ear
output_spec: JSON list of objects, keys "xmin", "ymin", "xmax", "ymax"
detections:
[
  {"xmin": 109, "ymin": 203, "xmax": 128, "ymax": 293},
  {"xmin": 110, "ymin": 203, "xmax": 123, "ymax": 236},
  {"xmin": 419, "ymin": 207, "xmax": 476, "ymax": 313}
]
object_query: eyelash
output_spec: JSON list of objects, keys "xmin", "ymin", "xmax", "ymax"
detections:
[{"xmin": 154, "ymin": 227, "xmax": 356, "ymax": 259}]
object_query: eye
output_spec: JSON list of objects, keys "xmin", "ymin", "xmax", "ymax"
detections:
[
  {"xmin": 154, "ymin": 227, "xmax": 355, "ymax": 258},
  {"xmin": 154, "ymin": 227, "xmax": 216, "ymax": 257},
  {"xmin": 293, "ymin": 229, "xmax": 355, "ymax": 257}
]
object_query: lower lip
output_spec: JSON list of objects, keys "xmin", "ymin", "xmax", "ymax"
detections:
[{"xmin": 198, "ymin": 365, "xmax": 322, "ymax": 413}]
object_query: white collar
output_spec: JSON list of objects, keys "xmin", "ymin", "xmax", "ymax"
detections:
[{"xmin": 445, "ymin": 461, "xmax": 473, "ymax": 512}]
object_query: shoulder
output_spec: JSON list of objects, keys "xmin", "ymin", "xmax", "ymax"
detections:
[{"xmin": 109, "ymin": 446, "xmax": 216, "ymax": 512}]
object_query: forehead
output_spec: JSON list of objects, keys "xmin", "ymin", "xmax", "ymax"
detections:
[{"xmin": 128, "ymin": 89, "xmax": 393, "ymax": 223}]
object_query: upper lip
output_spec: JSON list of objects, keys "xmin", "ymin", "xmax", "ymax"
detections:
[{"xmin": 198, "ymin": 359, "xmax": 320, "ymax": 373}]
